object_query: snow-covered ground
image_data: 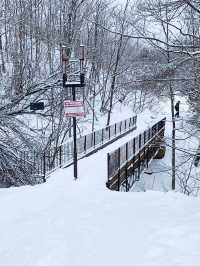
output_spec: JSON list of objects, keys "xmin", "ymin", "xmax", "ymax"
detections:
[
  {"xmin": 1, "ymin": 157, "xmax": 200, "ymax": 266},
  {"xmin": 1, "ymin": 98, "xmax": 200, "ymax": 266}
]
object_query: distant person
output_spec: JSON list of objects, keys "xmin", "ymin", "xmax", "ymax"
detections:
[{"xmin": 175, "ymin": 101, "xmax": 180, "ymax": 118}]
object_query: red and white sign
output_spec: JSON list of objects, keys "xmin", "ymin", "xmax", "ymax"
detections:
[{"xmin": 64, "ymin": 100, "xmax": 84, "ymax": 117}]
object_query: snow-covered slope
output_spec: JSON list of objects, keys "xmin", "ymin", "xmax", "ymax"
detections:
[
  {"xmin": 0, "ymin": 100, "xmax": 200, "ymax": 266},
  {"xmin": 1, "ymin": 106, "xmax": 200, "ymax": 266},
  {"xmin": 1, "ymin": 169, "xmax": 200, "ymax": 266}
]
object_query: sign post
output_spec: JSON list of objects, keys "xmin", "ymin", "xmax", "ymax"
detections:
[
  {"xmin": 62, "ymin": 45, "xmax": 85, "ymax": 180},
  {"xmin": 72, "ymin": 89, "xmax": 78, "ymax": 179}
]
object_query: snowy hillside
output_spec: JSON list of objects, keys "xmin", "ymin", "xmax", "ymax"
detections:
[
  {"xmin": 1, "ymin": 100, "xmax": 200, "ymax": 266},
  {"xmin": 1, "ymin": 167, "xmax": 200, "ymax": 266}
]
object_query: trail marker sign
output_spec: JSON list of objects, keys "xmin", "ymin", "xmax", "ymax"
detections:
[{"xmin": 64, "ymin": 100, "xmax": 84, "ymax": 117}]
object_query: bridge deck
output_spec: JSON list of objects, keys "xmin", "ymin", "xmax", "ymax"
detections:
[{"xmin": 53, "ymin": 116, "xmax": 166, "ymax": 191}]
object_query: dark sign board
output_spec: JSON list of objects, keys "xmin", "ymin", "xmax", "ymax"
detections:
[{"xmin": 30, "ymin": 102, "xmax": 44, "ymax": 111}]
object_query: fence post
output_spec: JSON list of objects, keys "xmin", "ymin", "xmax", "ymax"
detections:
[
  {"xmin": 91, "ymin": 132, "xmax": 93, "ymax": 148},
  {"xmin": 139, "ymin": 134, "xmax": 141, "ymax": 149},
  {"xmin": 48, "ymin": 150, "xmax": 51, "ymax": 171},
  {"xmin": 125, "ymin": 142, "xmax": 129, "ymax": 192},
  {"xmin": 125, "ymin": 120, "xmax": 127, "ymax": 130},
  {"xmin": 136, "ymin": 153, "xmax": 141, "ymax": 181},
  {"xmin": 107, "ymin": 153, "xmax": 110, "ymax": 189},
  {"xmin": 120, "ymin": 121, "xmax": 122, "ymax": 134},
  {"xmin": 37, "ymin": 153, "xmax": 39, "ymax": 175},
  {"xmin": 118, "ymin": 148, "xmax": 121, "ymax": 191},
  {"xmin": 43, "ymin": 152, "xmax": 46, "ymax": 183},
  {"xmin": 84, "ymin": 135, "xmax": 87, "ymax": 153},
  {"xmin": 59, "ymin": 146, "xmax": 62, "ymax": 168},
  {"xmin": 146, "ymin": 145, "xmax": 149, "ymax": 168},
  {"xmin": 109, "ymin": 126, "xmax": 111, "ymax": 140},
  {"xmin": 143, "ymin": 146, "xmax": 146, "ymax": 169},
  {"xmin": 115, "ymin": 123, "xmax": 117, "ymax": 136},
  {"xmin": 93, "ymin": 131, "xmax": 96, "ymax": 147},
  {"xmin": 102, "ymin": 128, "xmax": 104, "ymax": 144},
  {"xmin": 33, "ymin": 151, "xmax": 36, "ymax": 175}
]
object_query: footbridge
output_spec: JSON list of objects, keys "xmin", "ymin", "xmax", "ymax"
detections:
[{"xmin": 106, "ymin": 118, "xmax": 166, "ymax": 192}]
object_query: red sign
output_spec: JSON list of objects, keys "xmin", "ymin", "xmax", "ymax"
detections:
[{"xmin": 64, "ymin": 100, "xmax": 84, "ymax": 117}]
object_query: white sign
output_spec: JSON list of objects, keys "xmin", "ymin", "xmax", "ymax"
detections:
[{"xmin": 64, "ymin": 100, "xmax": 84, "ymax": 117}]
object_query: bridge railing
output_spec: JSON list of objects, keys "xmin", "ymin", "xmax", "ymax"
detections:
[
  {"xmin": 107, "ymin": 118, "xmax": 166, "ymax": 191},
  {"xmin": 24, "ymin": 115, "xmax": 137, "ymax": 182}
]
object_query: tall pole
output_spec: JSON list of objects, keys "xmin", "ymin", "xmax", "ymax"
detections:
[
  {"xmin": 62, "ymin": 45, "xmax": 85, "ymax": 181},
  {"xmin": 72, "ymin": 85, "xmax": 78, "ymax": 179},
  {"xmin": 166, "ymin": 5, "xmax": 175, "ymax": 190}
]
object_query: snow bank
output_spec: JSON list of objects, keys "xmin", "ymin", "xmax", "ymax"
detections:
[
  {"xmin": 0, "ymin": 101, "xmax": 199, "ymax": 266},
  {"xmin": 1, "ymin": 155, "xmax": 200, "ymax": 266}
]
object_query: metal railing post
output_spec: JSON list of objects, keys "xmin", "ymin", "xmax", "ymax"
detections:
[
  {"xmin": 125, "ymin": 142, "xmax": 129, "ymax": 192},
  {"xmin": 139, "ymin": 134, "xmax": 141, "ymax": 149},
  {"xmin": 83, "ymin": 135, "xmax": 86, "ymax": 153},
  {"xmin": 93, "ymin": 131, "xmax": 96, "ymax": 147},
  {"xmin": 102, "ymin": 128, "xmax": 104, "ymax": 144},
  {"xmin": 59, "ymin": 146, "xmax": 62, "ymax": 167},
  {"xmin": 107, "ymin": 154, "xmax": 110, "ymax": 189},
  {"xmin": 146, "ymin": 145, "xmax": 149, "ymax": 168},
  {"xmin": 43, "ymin": 152, "xmax": 46, "ymax": 183},
  {"xmin": 91, "ymin": 132, "xmax": 93, "ymax": 148},
  {"xmin": 118, "ymin": 148, "xmax": 121, "ymax": 191}
]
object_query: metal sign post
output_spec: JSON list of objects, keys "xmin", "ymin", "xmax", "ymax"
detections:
[
  {"xmin": 62, "ymin": 45, "xmax": 85, "ymax": 180},
  {"xmin": 72, "ymin": 87, "xmax": 78, "ymax": 179}
]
